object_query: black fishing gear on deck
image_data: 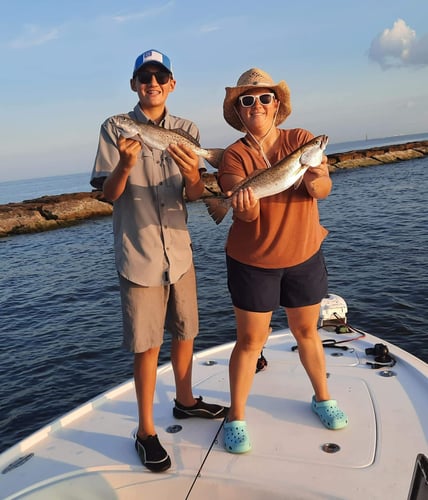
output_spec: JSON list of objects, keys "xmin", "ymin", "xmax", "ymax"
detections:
[
  {"xmin": 291, "ymin": 338, "xmax": 353, "ymax": 352},
  {"xmin": 365, "ymin": 343, "xmax": 396, "ymax": 369}
]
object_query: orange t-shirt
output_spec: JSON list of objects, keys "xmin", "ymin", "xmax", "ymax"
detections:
[{"xmin": 217, "ymin": 128, "xmax": 329, "ymax": 268}]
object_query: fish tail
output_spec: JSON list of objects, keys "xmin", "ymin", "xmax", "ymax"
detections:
[
  {"xmin": 204, "ymin": 148, "xmax": 225, "ymax": 169},
  {"xmin": 203, "ymin": 196, "xmax": 231, "ymax": 224}
]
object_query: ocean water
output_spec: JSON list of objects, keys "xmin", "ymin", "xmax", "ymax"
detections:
[
  {"xmin": 0, "ymin": 172, "xmax": 92, "ymax": 205},
  {"xmin": 0, "ymin": 145, "xmax": 427, "ymax": 454}
]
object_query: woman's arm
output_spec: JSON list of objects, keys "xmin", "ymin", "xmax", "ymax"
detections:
[{"xmin": 303, "ymin": 155, "xmax": 332, "ymax": 199}]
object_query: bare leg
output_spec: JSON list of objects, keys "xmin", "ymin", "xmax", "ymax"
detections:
[
  {"xmin": 228, "ymin": 307, "xmax": 272, "ymax": 421},
  {"xmin": 134, "ymin": 347, "xmax": 172, "ymax": 471},
  {"xmin": 134, "ymin": 347, "xmax": 160, "ymax": 438},
  {"xmin": 171, "ymin": 338, "xmax": 196, "ymax": 406},
  {"xmin": 134, "ymin": 339, "xmax": 198, "ymax": 435},
  {"xmin": 286, "ymin": 303, "xmax": 330, "ymax": 401}
]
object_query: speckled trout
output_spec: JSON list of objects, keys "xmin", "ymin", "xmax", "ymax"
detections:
[
  {"xmin": 109, "ymin": 114, "xmax": 224, "ymax": 169},
  {"xmin": 204, "ymin": 135, "xmax": 328, "ymax": 224}
]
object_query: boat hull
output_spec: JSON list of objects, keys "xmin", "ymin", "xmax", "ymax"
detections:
[{"xmin": 1, "ymin": 328, "xmax": 427, "ymax": 499}]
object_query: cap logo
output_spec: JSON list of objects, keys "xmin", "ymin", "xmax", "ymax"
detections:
[{"xmin": 142, "ymin": 50, "xmax": 163, "ymax": 64}]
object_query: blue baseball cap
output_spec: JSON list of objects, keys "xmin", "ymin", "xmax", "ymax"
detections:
[{"xmin": 133, "ymin": 49, "xmax": 173, "ymax": 76}]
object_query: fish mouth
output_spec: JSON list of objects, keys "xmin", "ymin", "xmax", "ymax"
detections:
[{"xmin": 109, "ymin": 116, "xmax": 134, "ymax": 138}]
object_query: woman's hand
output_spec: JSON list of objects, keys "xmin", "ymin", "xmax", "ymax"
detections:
[
  {"xmin": 227, "ymin": 186, "xmax": 259, "ymax": 222},
  {"xmin": 230, "ymin": 187, "xmax": 258, "ymax": 212},
  {"xmin": 303, "ymin": 155, "xmax": 332, "ymax": 199}
]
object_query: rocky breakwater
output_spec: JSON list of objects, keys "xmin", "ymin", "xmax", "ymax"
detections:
[
  {"xmin": 0, "ymin": 191, "xmax": 112, "ymax": 237},
  {"xmin": 1, "ymin": 139, "xmax": 427, "ymax": 238},
  {"xmin": 326, "ymin": 139, "xmax": 428, "ymax": 171}
]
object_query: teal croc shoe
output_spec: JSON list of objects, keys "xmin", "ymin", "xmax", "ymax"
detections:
[
  {"xmin": 311, "ymin": 396, "xmax": 348, "ymax": 430},
  {"xmin": 224, "ymin": 420, "xmax": 251, "ymax": 454}
]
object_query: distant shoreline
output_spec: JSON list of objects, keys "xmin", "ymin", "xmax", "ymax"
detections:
[
  {"xmin": 1, "ymin": 138, "xmax": 427, "ymax": 238},
  {"xmin": 325, "ymin": 131, "xmax": 428, "ymax": 155}
]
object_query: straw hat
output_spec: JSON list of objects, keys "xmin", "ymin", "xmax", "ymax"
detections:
[{"xmin": 223, "ymin": 68, "xmax": 292, "ymax": 131}]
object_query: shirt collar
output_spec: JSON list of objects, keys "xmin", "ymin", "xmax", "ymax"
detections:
[{"xmin": 132, "ymin": 103, "xmax": 171, "ymax": 128}]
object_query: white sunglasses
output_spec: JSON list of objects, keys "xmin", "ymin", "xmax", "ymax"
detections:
[{"xmin": 238, "ymin": 93, "xmax": 276, "ymax": 107}]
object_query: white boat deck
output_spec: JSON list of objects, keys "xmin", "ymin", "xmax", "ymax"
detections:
[{"xmin": 1, "ymin": 329, "xmax": 427, "ymax": 499}]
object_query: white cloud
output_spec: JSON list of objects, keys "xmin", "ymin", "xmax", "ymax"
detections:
[
  {"xmin": 368, "ymin": 19, "xmax": 428, "ymax": 69},
  {"xmin": 9, "ymin": 24, "xmax": 59, "ymax": 49},
  {"xmin": 200, "ymin": 24, "xmax": 221, "ymax": 34},
  {"xmin": 111, "ymin": 1, "xmax": 174, "ymax": 23},
  {"xmin": 406, "ymin": 33, "xmax": 428, "ymax": 65}
]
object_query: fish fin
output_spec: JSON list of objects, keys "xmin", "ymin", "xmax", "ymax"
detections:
[
  {"xmin": 171, "ymin": 128, "xmax": 201, "ymax": 146},
  {"xmin": 293, "ymin": 177, "xmax": 304, "ymax": 190},
  {"xmin": 205, "ymin": 148, "xmax": 225, "ymax": 169},
  {"xmin": 203, "ymin": 197, "xmax": 231, "ymax": 225}
]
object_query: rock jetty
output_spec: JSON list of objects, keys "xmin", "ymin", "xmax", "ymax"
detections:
[
  {"xmin": 1, "ymin": 139, "xmax": 427, "ymax": 237},
  {"xmin": 327, "ymin": 139, "xmax": 428, "ymax": 171},
  {"xmin": 0, "ymin": 192, "xmax": 112, "ymax": 237}
]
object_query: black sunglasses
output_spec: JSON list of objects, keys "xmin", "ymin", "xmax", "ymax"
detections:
[
  {"xmin": 135, "ymin": 70, "xmax": 171, "ymax": 85},
  {"xmin": 238, "ymin": 93, "xmax": 276, "ymax": 107}
]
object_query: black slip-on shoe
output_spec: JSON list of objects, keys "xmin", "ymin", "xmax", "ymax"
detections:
[
  {"xmin": 135, "ymin": 434, "xmax": 171, "ymax": 472},
  {"xmin": 173, "ymin": 396, "xmax": 228, "ymax": 419}
]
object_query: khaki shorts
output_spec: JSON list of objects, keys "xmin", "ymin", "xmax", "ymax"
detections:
[{"xmin": 119, "ymin": 265, "xmax": 199, "ymax": 353}]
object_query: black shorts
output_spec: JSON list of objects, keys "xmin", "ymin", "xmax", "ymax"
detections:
[{"xmin": 226, "ymin": 249, "xmax": 328, "ymax": 312}]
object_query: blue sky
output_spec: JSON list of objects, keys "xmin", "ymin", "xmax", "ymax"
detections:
[{"xmin": 1, "ymin": 0, "xmax": 427, "ymax": 182}]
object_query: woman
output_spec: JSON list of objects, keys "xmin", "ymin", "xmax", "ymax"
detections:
[{"xmin": 217, "ymin": 68, "xmax": 348, "ymax": 454}]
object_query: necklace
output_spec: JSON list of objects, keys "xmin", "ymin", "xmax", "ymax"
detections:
[
  {"xmin": 246, "ymin": 127, "xmax": 280, "ymax": 169},
  {"xmin": 244, "ymin": 106, "xmax": 280, "ymax": 168}
]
